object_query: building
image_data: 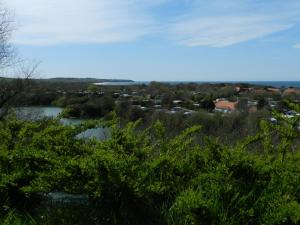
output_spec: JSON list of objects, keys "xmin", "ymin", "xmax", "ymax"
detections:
[
  {"xmin": 267, "ymin": 88, "xmax": 281, "ymax": 94},
  {"xmin": 283, "ymin": 88, "xmax": 300, "ymax": 96},
  {"xmin": 248, "ymin": 100, "xmax": 258, "ymax": 113},
  {"xmin": 254, "ymin": 89, "xmax": 267, "ymax": 95},
  {"xmin": 173, "ymin": 100, "xmax": 183, "ymax": 105},
  {"xmin": 236, "ymin": 87, "xmax": 254, "ymax": 94},
  {"xmin": 214, "ymin": 99, "xmax": 238, "ymax": 113}
]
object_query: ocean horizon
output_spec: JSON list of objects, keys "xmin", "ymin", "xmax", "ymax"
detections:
[{"xmin": 98, "ymin": 81, "xmax": 300, "ymax": 88}]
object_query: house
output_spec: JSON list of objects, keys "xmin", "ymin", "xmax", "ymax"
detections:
[
  {"xmin": 172, "ymin": 106, "xmax": 182, "ymax": 111},
  {"xmin": 167, "ymin": 107, "xmax": 183, "ymax": 114},
  {"xmin": 248, "ymin": 100, "xmax": 258, "ymax": 113},
  {"xmin": 236, "ymin": 87, "xmax": 254, "ymax": 94},
  {"xmin": 184, "ymin": 111, "xmax": 193, "ymax": 116},
  {"xmin": 248, "ymin": 100, "xmax": 258, "ymax": 106},
  {"xmin": 139, "ymin": 106, "xmax": 148, "ymax": 111},
  {"xmin": 254, "ymin": 89, "xmax": 267, "ymax": 95},
  {"xmin": 173, "ymin": 100, "xmax": 183, "ymax": 105},
  {"xmin": 268, "ymin": 100, "xmax": 279, "ymax": 108},
  {"xmin": 214, "ymin": 99, "xmax": 238, "ymax": 113},
  {"xmin": 270, "ymin": 117, "xmax": 277, "ymax": 124},
  {"xmin": 283, "ymin": 88, "xmax": 300, "ymax": 96},
  {"xmin": 267, "ymin": 88, "xmax": 281, "ymax": 94},
  {"xmin": 121, "ymin": 94, "xmax": 132, "ymax": 98}
]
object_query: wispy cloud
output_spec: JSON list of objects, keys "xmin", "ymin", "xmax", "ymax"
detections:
[
  {"xmin": 171, "ymin": 15, "xmax": 294, "ymax": 47},
  {"xmin": 4, "ymin": 0, "xmax": 166, "ymax": 45},
  {"xmin": 4, "ymin": 0, "xmax": 300, "ymax": 47},
  {"xmin": 169, "ymin": 0, "xmax": 300, "ymax": 47},
  {"xmin": 294, "ymin": 43, "xmax": 300, "ymax": 48}
]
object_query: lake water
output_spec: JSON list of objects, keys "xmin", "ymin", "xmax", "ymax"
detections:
[
  {"xmin": 15, "ymin": 107, "xmax": 110, "ymax": 140},
  {"xmin": 16, "ymin": 107, "xmax": 63, "ymax": 120}
]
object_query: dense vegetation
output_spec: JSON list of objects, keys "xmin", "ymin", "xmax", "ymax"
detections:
[
  {"xmin": 11, "ymin": 80, "xmax": 300, "ymax": 144},
  {"xmin": 1, "ymin": 103, "xmax": 300, "ymax": 224}
]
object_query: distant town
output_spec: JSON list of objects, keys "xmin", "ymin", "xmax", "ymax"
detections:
[{"xmin": 9, "ymin": 78, "xmax": 299, "ymax": 127}]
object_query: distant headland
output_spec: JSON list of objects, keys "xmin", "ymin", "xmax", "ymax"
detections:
[{"xmin": 46, "ymin": 78, "xmax": 134, "ymax": 83}]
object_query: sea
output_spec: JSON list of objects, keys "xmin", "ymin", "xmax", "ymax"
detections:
[{"xmin": 96, "ymin": 81, "xmax": 300, "ymax": 88}]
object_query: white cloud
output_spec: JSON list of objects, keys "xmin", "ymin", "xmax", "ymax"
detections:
[
  {"xmin": 172, "ymin": 15, "xmax": 294, "ymax": 47},
  {"xmin": 169, "ymin": 0, "xmax": 300, "ymax": 47},
  {"xmin": 3, "ymin": 0, "xmax": 300, "ymax": 47},
  {"xmin": 4, "ymin": 0, "xmax": 164, "ymax": 45}
]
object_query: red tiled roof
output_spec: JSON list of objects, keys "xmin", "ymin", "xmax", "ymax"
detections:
[
  {"xmin": 214, "ymin": 101, "xmax": 238, "ymax": 111},
  {"xmin": 254, "ymin": 89, "xmax": 266, "ymax": 94},
  {"xmin": 283, "ymin": 88, "xmax": 300, "ymax": 95},
  {"xmin": 267, "ymin": 88, "xmax": 281, "ymax": 93}
]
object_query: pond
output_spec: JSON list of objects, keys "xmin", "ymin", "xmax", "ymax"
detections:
[
  {"xmin": 15, "ymin": 107, "xmax": 110, "ymax": 140},
  {"xmin": 16, "ymin": 106, "xmax": 63, "ymax": 119}
]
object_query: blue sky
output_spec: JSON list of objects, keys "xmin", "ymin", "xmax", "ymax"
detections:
[{"xmin": 4, "ymin": 0, "xmax": 300, "ymax": 81}]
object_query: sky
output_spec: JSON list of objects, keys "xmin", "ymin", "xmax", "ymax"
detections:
[{"xmin": 3, "ymin": 0, "xmax": 300, "ymax": 81}]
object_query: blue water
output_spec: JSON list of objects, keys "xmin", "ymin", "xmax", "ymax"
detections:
[
  {"xmin": 16, "ymin": 107, "xmax": 109, "ymax": 140},
  {"xmin": 100, "ymin": 81, "xmax": 300, "ymax": 88},
  {"xmin": 242, "ymin": 81, "xmax": 300, "ymax": 88},
  {"xmin": 158, "ymin": 81, "xmax": 300, "ymax": 88}
]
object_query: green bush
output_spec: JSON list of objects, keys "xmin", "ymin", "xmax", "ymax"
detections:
[{"xmin": 0, "ymin": 105, "xmax": 300, "ymax": 224}]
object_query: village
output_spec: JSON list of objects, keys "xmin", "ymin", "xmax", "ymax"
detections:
[
  {"xmin": 94, "ymin": 84, "xmax": 300, "ymax": 116},
  {"xmin": 17, "ymin": 80, "xmax": 300, "ymax": 125},
  {"xmin": 27, "ymin": 82, "xmax": 296, "ymax": 127}
]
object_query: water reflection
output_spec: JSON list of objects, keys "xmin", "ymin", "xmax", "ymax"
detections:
[
  {"xmin": 15, "ymin": 107, "xmax": 110, "ymax": 140},
  {"xmin": 16, "ymin": 107, "xmax": 63, "ymax": 120}
]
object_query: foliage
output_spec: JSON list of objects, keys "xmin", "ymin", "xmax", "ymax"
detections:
[{"xmin": 0, "ymin": 105, "xmax": 300, "ymax": 224}]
